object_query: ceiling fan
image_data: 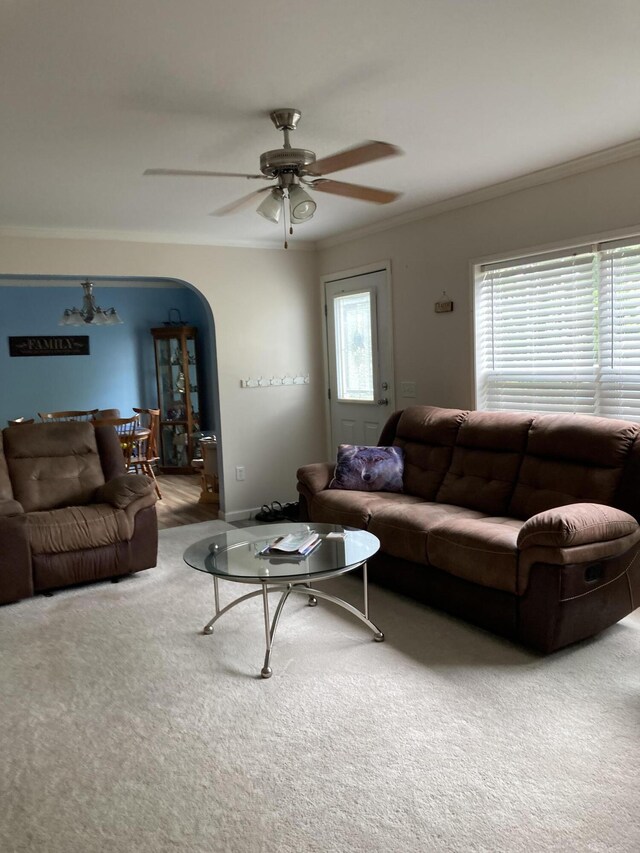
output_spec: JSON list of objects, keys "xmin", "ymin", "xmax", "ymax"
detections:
[{"xmin": 144, "ymin": 108, "xmax": 403, "ymax": 246}]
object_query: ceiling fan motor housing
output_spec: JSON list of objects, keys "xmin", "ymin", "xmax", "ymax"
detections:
[{"xmin": 260, "ymin": 148, "xmax": 316, "ymax": 177}]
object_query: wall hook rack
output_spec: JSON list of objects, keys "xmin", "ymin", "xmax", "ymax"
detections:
[{"xmin": 240, "ymin": 374, "xmax": 310, "ymax": 389}]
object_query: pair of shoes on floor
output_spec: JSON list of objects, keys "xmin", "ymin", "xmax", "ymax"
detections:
[
  {"xmin": 281, "ymin": 502, "xmax": 299, "ymax": 521},
  {"xmin": 255, "ymin": 501, "xmax": 300, "ymax": 522},
  {"xmin": 255, "ymin": 501, "xmax": 285, "ymax": 522}
]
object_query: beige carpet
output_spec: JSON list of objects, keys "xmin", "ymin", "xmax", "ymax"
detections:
[{"xmin": 1, "ymin": 520, "xmax": 639, "ymax": 853}]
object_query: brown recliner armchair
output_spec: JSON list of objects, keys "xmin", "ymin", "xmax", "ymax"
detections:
[{"xmin": 0, "ymin": 421, "xmax": 158, "ymax": 605}]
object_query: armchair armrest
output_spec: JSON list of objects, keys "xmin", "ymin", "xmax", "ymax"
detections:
[
  {"xmin": 96, "ymin": 474, "xmax": 155, "ymax": 510},
  {"xmin": 296, "ymin": 462, "xmax": 335, "ymax": 495},
  {"xmin": 0, "ymin": 513, "xmax": 32, "ymax": 603},
  {"xmin": 0, "ymin": 499, "xmax": 23, "ymax": 518},
  {"xmin": 517, "ymin": 503, "xmax": 638, "ymax": 550}
]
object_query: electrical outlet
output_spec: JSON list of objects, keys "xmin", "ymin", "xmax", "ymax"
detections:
[{"xmin": 235, "ymin": 466, "xmax": 245, "ymax": 481}]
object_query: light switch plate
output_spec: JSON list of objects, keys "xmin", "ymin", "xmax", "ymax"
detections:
[{"xmin": 400, "ymin": 381, "xmax": 416, "ymax": 398}]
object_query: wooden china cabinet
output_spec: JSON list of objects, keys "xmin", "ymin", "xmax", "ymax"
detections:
[{"xmin": 151, "ymin": 325, "xmax": 201, "ymax": 473}]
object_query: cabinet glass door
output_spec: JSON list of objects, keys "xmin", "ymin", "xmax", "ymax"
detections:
[{"xmin": 152, "ymin": 325, "xmax": 201, "ymax": 471}]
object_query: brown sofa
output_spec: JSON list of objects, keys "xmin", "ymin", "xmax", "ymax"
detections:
[
  {"xmin": 0, "ymin": 421, "xmax": 158, "ymax": 605},
  {"xmin": 296, "ymin": 406, "xmax": 640, "ymax": 653}
]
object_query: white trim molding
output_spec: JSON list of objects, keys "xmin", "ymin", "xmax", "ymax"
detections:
[
  {"xmin": 318, "ymin": 138, "xmax": 640, "ymax": 250},
  {"xmin": 0, "ymin": 225, "xmax": 317, "ymax": 252}
]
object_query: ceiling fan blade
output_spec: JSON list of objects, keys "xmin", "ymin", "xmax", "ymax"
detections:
[
  {"xmin": 144, "ymin": 168, "xmax": 266, "ymax": 179},
  {"xmin": 304, "ymin": 141, "xmax": 402, "ymax": 177},
  {"xmin": 311, "ymin": 179, "xmax": 401, "ymax": 205},
  {"xmin": 209, "ymin": 186, "xmax": 274, "ymax": 216}
]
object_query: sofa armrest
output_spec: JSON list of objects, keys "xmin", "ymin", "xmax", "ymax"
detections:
[
  {"xmin": 0, "ymin": 499, "xmax": 23, "ymax": 517},
  {"xmin": 517, "ymin": 503, "xmax": 638, "ymax": 550},
  {"xmin": 297, "ymin": 462, "xmax": 335, "ymax": 495},
  {"xmin": 96, "ymin": 474, "xmax": 155, "ymax": 510}
]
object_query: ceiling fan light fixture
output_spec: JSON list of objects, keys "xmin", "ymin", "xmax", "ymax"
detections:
[
  {"xmin": 256, "ymin": 188, "xmax": 284, "ymax": 223},
  {"xmin": 145, "ymin": 109, "xmax": 403, "ymax": 245},
  {"xmin": 288, "ymin": 185, "xmax": 316, "ymax": 222}
]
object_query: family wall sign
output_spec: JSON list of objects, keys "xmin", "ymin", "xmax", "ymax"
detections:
[{"xmin": 8, "ymin": 336, "xmax": 90, "ymax": 357}]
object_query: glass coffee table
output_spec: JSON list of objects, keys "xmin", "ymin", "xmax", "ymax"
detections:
[{"xmin": 183, "ymin": 522, "xmax": 384, "ymax": 678}]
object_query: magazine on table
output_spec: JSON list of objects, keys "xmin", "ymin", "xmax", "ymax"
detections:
[{"xmin": 256, "ymin": 531, "xmax": 321, "ymax": 559}]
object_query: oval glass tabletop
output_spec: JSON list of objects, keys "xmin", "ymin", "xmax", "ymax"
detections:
[{"xmin": 183, "ymin": 522, "xmax": 380, "ymax": 583}]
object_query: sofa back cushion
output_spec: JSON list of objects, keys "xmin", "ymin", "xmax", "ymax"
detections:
[
  {"xmin": 2, "ymin": 422, "xmax": 106, "ymax": 512},
  {"xmin": 392, "ymin": 406, "xmax": 467, "ymax": 500},
  {"xmin": 436, "ymin": 411, "xmax": 533, "ymax": 514},
  {"xmin": 508, "ymin": 414, "xmax": 639, "ymax": 520}
]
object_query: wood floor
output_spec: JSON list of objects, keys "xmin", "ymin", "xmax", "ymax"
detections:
[{"xmin": 155, "ymin": 473, "xmax": 220, "ymax": 530}]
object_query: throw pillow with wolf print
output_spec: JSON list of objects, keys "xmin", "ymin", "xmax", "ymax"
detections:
[{"xmin": 330, "ymin": 445, "xmax": 405, "ymax": 492}]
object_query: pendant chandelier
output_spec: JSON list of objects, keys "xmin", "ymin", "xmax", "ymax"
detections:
[{"xmin": 59, "ymin": 280, "xmax": 123, "ymax": 326}]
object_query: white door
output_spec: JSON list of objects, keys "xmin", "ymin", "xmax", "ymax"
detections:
[{"xmin": 325, "ymin": 267, "xmax": 395, "ymax": 451}]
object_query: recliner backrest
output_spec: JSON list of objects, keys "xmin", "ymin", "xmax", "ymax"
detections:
[
  {"xmin": 436, "ymin": 410, "xmax": 533, "ymax": 514},
  {"xmin": 386, "ymin": 406, "xmax": 640, "ymax": 521},
  {"xmin": 391, "ymin": 406, "xmax": 468, "ymax": 500},
  {"xmin": 508, "ymin": 414, "xmax": 640, "ymax": 519},
  {"xmin": 2, "ymin": 422, "xmax": 106, "ymax": 512}
]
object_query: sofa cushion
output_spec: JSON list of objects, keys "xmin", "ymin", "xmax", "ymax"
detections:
[
  {"xmin": 369, "ymin": 501, "xmax": 487, "ymax": 565},
  {"xmin": 330, "ymin": 445, "xmax": 404, "ymax": 492},
  {"xmin": 308, "ymin": 490, "xmax": 423, "ymax": 529},
  {"xmin": 508, "ymin": 414, "xmax": 640, "ymax": 519},
  {"xmin": 27, "ymin": 503, "xmax": 135, "ymax": 555},
  {"xmin": 3, "ymin": 422, "xmax": 105, "ymax": 512},
  {"xmin": 426, "ymin": 516, "xmax": 524, "ymax": 593},
  {"xmin": 392, "ymin": 406, "xmax": 467, "ymax": 500},
  {"xmin": 436, "ymin": 411, "xmax": 533, "ymax": 514}
]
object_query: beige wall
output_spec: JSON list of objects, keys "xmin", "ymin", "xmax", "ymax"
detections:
[
  {"xmin": 4, "ymin": 155, "xmax": 640, "ymax": 518},
  {"xmin": 319, "ymin": 155, "xmax": 640, "ymax": 411},
  {"xmin": 0, "ymin": 237, "xmax": 324, "ymax": 519}
]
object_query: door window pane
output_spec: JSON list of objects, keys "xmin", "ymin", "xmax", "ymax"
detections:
[{"xmin": 334, "ymin": 291, "xmax": 374, "ymax": 401}]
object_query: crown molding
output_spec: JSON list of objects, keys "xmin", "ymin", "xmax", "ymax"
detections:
[
  {"xmin": 0, "ymin": 226, "xmax": 317, "ymax": 252},
  {"xmin": 317, "ymin": 138, "xmax": 640, "ymax": 250}
]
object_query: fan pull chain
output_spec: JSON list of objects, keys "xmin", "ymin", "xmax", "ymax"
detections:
[
  {"xmin": 283, "ymin": 199, "xmax": 288, "ymax": 249},
  {"xmin": 282, "ymin": 194, "xmax": 293, "ymax": 249}
]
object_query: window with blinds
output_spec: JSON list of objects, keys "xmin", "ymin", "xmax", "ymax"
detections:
[{"xmin": 475, "ymin": 237, "xmax": 640, "ymax": 420}]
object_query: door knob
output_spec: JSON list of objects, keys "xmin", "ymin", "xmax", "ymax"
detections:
[{"xmin": 377, "ymin": 398, "xmax": 389, "ymax": 406}]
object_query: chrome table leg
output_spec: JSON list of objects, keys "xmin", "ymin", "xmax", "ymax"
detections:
[
  {"xmin": 289, "ymin": 584, "xmax": 384, "ymax": 642},
  {"xmin": 305, "ymin": 581, "xmax": 317, "ymax": 607},
  {"xmin": 203, "ymin": 586, "xmax": 264, "ymax": 634},
  {"xmin": 261, "ymin": 583, "xmax": 293, "ymax": 678},
  {"xmin": 201, "ymin": 565, "xmax": 383, "ymax": 679},
  {"xmin": 203, "ymin": 576, "xmax": 221, "ymax": 634},
  {"xmin": 363, "ymin": 562, "xmax": 369, "ymax": 620}
]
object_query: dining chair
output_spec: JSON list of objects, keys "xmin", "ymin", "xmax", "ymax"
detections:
[
  {"xmin": 92, "ymin": 415, "xmax": 139, "ymax": 468},
  {"xmin": 7, "ymin": 417, "xmax": 35, "ymax": 426},
  {"xmin": 93, "ymin": 408, "xmax": 121, "ymax": 420},
  {"xmin": 130, "ymin": 408, "xmax": 162, "ymax": 498},
  {"xmin": 38, "ymin": 409, "xmax": 99, "ymax": 423}
]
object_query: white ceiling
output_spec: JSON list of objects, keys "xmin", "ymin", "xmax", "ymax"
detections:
[{"xmin": 2, "ymin": 0, "xmax": 640, "ymax": 249}]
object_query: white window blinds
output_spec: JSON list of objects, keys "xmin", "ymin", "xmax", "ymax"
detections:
[{"xmin": 475, "ymin": 238, "xmax": 640, "ymax": 420}]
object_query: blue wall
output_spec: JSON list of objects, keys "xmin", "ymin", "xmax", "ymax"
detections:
[{"xmin": 0, "ymin": 280, "xmax": 216, "ymax": 429}]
